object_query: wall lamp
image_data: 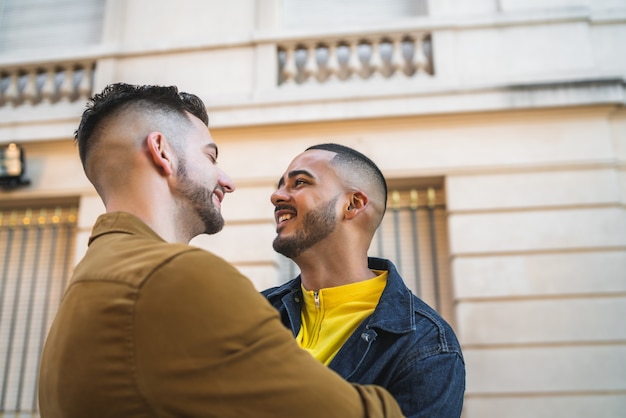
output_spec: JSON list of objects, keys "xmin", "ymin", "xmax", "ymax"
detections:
[{"xmin": 0, "ymin": 143, "xmax": 31, "ymax": 189}]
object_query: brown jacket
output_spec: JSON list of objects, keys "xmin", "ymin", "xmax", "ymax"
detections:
[{"xmin": 38, "ymin": 212, "xmax": 404, "ymax": 418}]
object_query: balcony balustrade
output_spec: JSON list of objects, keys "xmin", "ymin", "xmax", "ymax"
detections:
[
  {"xmin": 0, "ymin": 61, "xmax": 95, "ymax": 108},
  {"xmin": 277, "ymin": 31, "xmax": 433, "ymax": 86},
  {"xmin": 0, "ymin": 29, "xmax": 434, "ymax": 115}
]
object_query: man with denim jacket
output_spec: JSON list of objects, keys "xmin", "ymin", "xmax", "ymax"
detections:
[{"xmin": 262, "ymin": 143, "xmax": 466, "ymax": 418}]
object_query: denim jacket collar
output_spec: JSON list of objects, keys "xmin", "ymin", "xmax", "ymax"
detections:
[
  {"xmin": 263, "ymin": 257, "xmax": 415, "ymax": 336},
  {"xmin": 363, "ymin": 257, "xmax": 415, "ymax": 334}
]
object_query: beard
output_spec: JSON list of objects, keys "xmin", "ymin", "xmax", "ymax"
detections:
[
  {"xmin": 176, "ymin": 162, "xmax": 224, "ymax": 235},
  {"xmin": 273, "ymin": 195, "xmax": 338, "ymax": 259}
]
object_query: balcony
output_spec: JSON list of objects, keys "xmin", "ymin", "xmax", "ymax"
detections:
[
  {"xmin": 277, "ymin": 32, "xmax": 433, "ymax": 86},
  {"xmin": 0, "ymin": 61, "xmax": 95, "ymax": 108},
  {"xmin": 1, "ymin": 7, "xmax": 624, "ymax": 136}
]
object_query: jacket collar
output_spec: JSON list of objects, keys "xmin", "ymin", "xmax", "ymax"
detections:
[
  {"xmin": 89, "ymin": 212, "xmax": 164, "ymax": 245},
  {"xmin": 365, "ymin": 257, "xmax": 415, "ymax": 334},
  {"xmin": 265, "ymin": 257, "xmax": 415, "ymax": 335}
]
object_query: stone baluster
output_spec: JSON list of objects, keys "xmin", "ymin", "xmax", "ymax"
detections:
[
  {"xmin": 77, "ymin": 64, "xmax": 93, "ymax": 99},
  {"xmin": 347, "ymin": 40, "xmax": 361, "ymax": 79},
  {"xmin": 413, "ymin": 35, "xmax": 428, "ymax": 74},
  {"xmin": 391, "ymin": 37, "xmax": 405, "ymax": 77},
  {"xmin": 22, "ymin": 69, "xmax": 39, "ymax": 104},
  {"xmin": 59, "ymin": 66, "xmax": 75, "ymax": 101},
  {"xmin": 354, "ymin": 42, "xmax": 367, "ymax": 79},
  {"xmin": 40, "ymin": 67, "xmax": 57, "ymax": 103},
  {"xmin": 281, "ymin": 46, "xmax": 296, "ymax": 84},
  {"xmin": 423, "ymin": 35, "xmax": 434, "ymax": 74},
  {"xmin": 303, "ymin": 44, "xmax": 317, "ymax": 83},
  {"xmin": 4, "ymin": 73, "xmax": 19, "ymax": 105},
  {"xmin": 326, "ymin": 43, "xmax": 339, "ymax": 81},
  {"xmin": 369, "ymin": 40, "xmax": 384, "ymax": 78}
]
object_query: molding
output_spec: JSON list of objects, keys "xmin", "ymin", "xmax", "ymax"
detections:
[
  {"xmin": 2, "ymin": 78, "xmax": 624, "ymax": 142},
  {"xmin": 450, "ymin": 245, "xmax": 626, "ymax": 259},
  {"xmin": 206, "ymin": 77, "xmax": 626, "ymax": 128}
]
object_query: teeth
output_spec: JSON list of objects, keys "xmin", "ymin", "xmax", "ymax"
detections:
[{"xmin": 278, "ymin": 214, "xmax": 293, "ymax": 223}]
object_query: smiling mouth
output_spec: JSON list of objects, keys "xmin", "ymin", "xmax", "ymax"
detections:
[
  {"xmin": 213, "ymin": 187, "xmax": 225, "ymax": 203},
  {"xmin": 274, "ymin": 205, "xmax": 297, "ymax": 226},
  {"xmin": 275, "ymin": 210, "xmax": 296, "ymax": 231},
  {"xmin": 278, "ymin": 214, "xmax": 292, "ymax": 223}
]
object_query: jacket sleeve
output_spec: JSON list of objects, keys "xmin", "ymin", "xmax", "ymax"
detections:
[
  {"xmin": 133, "ymin": 249, "xmax": 405, "ymax": 418},
  {"xmin": 388, "ymin": 348, "xmax": 465, "ymax": 418}
]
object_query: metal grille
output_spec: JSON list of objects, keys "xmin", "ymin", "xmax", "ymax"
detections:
[
  {"xmin": 0, "ymin": 206, "xmax": 77, "ymax": 416},
  {"xmin": 370, "ymin": 186, "xmax": 454, "ymax": 323}
]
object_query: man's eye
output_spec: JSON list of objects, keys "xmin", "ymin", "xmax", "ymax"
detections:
[{"xmin": 294, "ymin": 179, "xmax": 307, "ymax": 186}]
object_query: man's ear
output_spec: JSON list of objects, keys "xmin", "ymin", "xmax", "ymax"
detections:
[
  {"xmin": 344, "ymin": 191, "xmax": 368, "ymax": 219},
  {"xmin": 146, "ymin": 131, "xmax": 174, "ymax": 176}
]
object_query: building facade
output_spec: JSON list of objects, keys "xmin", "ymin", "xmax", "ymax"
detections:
[{"xmin": 0, "ymin": 0, "xmax": 625, "ymax": 416}]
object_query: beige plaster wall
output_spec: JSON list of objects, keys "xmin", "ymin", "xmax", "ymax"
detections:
[
  {"xmin": 2, "ymin": 93, "xmax": 624, "ymax": 418},
  {"xmin": 100, "ymin": 0, "xmax": 260, "ymax": 48},
  {"xmin": 1, "ymin": 1, "xmax": 625, "ymax": 416},
  {"xmin": 209, "ymin": 106, "xmax": 626, "ymax": 415}
]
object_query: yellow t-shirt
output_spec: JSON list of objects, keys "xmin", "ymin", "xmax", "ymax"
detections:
[{"xmin": 296, "ymin": 270, "xmax": 388, "ymax": 365}]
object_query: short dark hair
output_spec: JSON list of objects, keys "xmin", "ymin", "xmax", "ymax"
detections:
[
  {"xmin": 306, "ymin": 143, "xmax": 388, "ymax": 214},
  {"xmin": 74, "ymin": 83, "xmax": 208, "ymax": 168}
]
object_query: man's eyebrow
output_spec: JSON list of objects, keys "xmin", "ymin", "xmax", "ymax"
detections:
[{"xmin": 277, "ymin": 169, "xmax": 314, "ymax": 188}]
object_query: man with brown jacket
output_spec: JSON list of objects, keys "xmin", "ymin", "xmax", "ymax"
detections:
[{"xmin": 38, "ymin": 83, "xmax": 404, "ymax": 418}]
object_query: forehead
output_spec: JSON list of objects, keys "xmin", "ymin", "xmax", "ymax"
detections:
[
  {"xmin": 277, "ymin": 149, "xmax": 339, "ymax": 187},
  {"xmin": 285, "ymin": 149, "xmax": 335, "ymax": 172},
  {"xmin": 185, "ymin": 112, "xmax": 216, "ymax": 148}
]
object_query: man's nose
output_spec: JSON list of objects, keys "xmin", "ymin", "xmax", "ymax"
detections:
[
  {"xmin": 270, "ymin": 186, "xmax": 290, "ymax": 205},
  {"xmin": 218, "ymin": 168, "xmax": 235, "ymax": 193}
]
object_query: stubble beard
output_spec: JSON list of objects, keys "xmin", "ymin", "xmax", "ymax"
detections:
[
  {"xmin": 176, "ymin": 162, "xmax": 224, "ymax": 235},
  {"xmin": 272, "ymin": 195, "xmax": 338, "ymax": 260}
]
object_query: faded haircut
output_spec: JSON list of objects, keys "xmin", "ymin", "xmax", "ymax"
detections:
[
  {"xmin": 74, "ymin": 83, "xmax": 208, "ymax": 169},
  {"xmin": 306, "ymin": 143, "xmax": 388, "ymax": 217}
]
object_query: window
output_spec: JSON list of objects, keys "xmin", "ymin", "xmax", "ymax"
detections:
[
  {"xmin": 282, "ymin": 0, "xmax": 428, "ymax": 28},
  {"xmin": 371, "ymin": 184, "xmax": 455, "ymax": 324},
  {"xmin": 0, "ymin": 202, "xmax": 77, "ymax": 415},
  {"xmin": 0, "ymin": 0, "xmax": 106, "ymax": 54}
]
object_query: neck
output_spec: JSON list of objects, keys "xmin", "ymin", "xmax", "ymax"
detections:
[
  {"xmin": 104, "ymin": 188, "xmax": 194, "ymax": 244},
  {"xmin": 295, "ymin": 244, "xmax": 375, "ymax": 291}
]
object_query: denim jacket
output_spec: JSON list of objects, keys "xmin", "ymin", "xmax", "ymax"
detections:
[{"xmin": 262, "ymin": 257, "xmax": 466, "ymax": 418}]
